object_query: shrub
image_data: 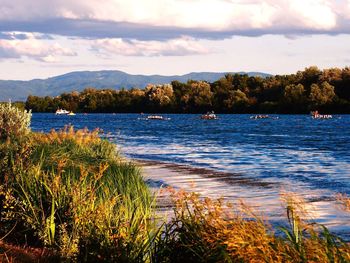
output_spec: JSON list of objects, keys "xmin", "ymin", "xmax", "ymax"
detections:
[
  {"xmin": 0, "ymin": 126, "xmax": 158, "ymax": 262},
  {"xmin": 0, "ymin": 103, "xmax": 33, "ymax": 183},
  {"xmin": 0, "ymin": 102, "xmax": 31, "ymax": 141}
]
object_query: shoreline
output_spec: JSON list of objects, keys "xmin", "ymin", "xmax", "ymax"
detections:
[
  {"xmin": 134, "ymin": 158, "xmax": 350, "ymax": 239},
  {"xmin": 134, "ymin": 158, "xmax": 276, "ymax": 188}
]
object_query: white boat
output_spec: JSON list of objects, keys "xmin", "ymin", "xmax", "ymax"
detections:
[
  {"xmin": 55, "ymin": 109, "xmax": 70, "ymax": 115},
  {"xmin": 250, "ymin": 115, "xmax": 278, "ymax": 120},
  {"xmin": 146, "ymin": 115, "xmax": 170, "ymax": 120}
]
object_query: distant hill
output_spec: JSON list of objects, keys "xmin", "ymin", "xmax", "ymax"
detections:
[{"xmin": 0, "ymin": 70, "xmax": 270, "ymax": 101}]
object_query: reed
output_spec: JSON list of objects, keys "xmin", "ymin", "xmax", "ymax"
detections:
[
  {"xmin": 153, "ymin": 188, "xmax": 350, "ymax": 263},
  {"xmin": 0, "ymin": 123, "xmax": 158, "ymax": 262}
]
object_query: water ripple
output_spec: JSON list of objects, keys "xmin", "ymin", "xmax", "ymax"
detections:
[{"xmin": 31, "ymin": 113, "xmax": 350, "ymax": 234}]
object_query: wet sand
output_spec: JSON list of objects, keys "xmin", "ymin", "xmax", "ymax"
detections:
[{"xmin": 135, "ymin": 159, "xmax": 350, "ymax": 239}]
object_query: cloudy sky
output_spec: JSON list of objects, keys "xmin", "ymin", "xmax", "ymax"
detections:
[{"xmin": 0, "ymin": 0, "xmax": 349, "ymax": 80}]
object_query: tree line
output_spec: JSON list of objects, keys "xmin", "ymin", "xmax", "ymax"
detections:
[{"xmin": 25, "ymin": 66, "xmax": 350, "ymax": 114}]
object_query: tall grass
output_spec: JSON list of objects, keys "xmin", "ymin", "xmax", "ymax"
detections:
[
  {"xmin": 153, "ymin": 189, "xmax": 350, "ymax": 263},
  {"xmin": 1, "ymin": 124, "xmax": 159, "ymax": 262}
]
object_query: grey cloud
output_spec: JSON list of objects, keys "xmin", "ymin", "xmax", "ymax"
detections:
[
  {"xmin": 35, "ymin": 34, "xmax": 55, "ymax": 40},
  {"xmin": 0, "ymin": 32, "xmax": 30, "ymax": 40},
  {"xmin": 0, "ymin": 18, "xmax": 349, "ymax": 42},
  {"xmin": 0, "ymin": 31, "xmax": 55, "ymax": 40},
  {"xmin": 0, "ymin": 46, "xmax": 20, "ymax": 58},
  {"xmin": 0, "ymin": 32, "xmax": 13, "ymax": 40}
]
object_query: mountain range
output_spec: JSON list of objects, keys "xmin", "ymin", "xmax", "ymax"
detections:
[{"xmin": 0, "ymin": 70, "xmax": 270, "ymax": 101}]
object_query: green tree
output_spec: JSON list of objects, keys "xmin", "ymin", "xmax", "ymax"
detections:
[
  {"xmin": 300, "ymin": 66, "xmax": 322, "ymax": 89},
  {"xmin": 283, "ymin": 84, "xmax": 307, "ymax": 113},
  {"xmin": 284, "ymin": 84, "xmax": 306, "ymax": 104},
  {"xmin": 188, "ymin": 81, "xmax": 213, "ymax": 112},
  {"xmin": 145, "ymin": 84, "xmax": 174, "ymax": 111},
  {"xmin": 338, "ymin": 67, "xmax": 350, "ymax": 101},
  {"xmin": 223, "ymin": 89, "xmax": 249, "ymax": 112},
  {"xmin": 80, "ymin": 88, "xmax": 98, "ymax": 112},
  {"xmin": 309, "ymin": 81, "xmax": 335, "ymax": 107}
]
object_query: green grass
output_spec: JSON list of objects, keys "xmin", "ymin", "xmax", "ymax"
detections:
[{"xmin": 0, "ymin": 126, "xmax": 158, "ymax": 262}]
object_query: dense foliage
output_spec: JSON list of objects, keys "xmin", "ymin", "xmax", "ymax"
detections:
[{"xmin": 26, "ymin": 66, "xmax": 350, "ymax": 114}]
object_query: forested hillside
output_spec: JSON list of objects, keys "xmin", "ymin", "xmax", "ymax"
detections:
[
  {"xmin": 25, "ymin": 66, "xmax": 350, "ymax": 114},
  {"xmin": 0, "ymin": 70, "xmax": 268, "ymax": 101}
]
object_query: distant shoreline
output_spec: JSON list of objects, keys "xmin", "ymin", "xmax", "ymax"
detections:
[{"xmin": 21, "ymin": 67, "xmax": 350, "ymax": 114}]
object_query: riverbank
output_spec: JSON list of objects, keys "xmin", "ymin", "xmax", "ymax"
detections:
[
  {"xmin": 2, "ymin": 104, "xmax": 350, "ymax": 262},
  {"xmin": 136, "ymin": 159, "xmax": 350, "ymax": 240}
]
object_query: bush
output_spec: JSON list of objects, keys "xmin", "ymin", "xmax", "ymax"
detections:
[
  {"xmin": 0, "ymin": 102, "xmax": 31, "ymax": 141},
  {"xmin": 0, "ymin": 103, "xmax": 32, "ymax": 183},
  {"xmin": 0, "ymin": 125, "xmax": 158, "ymax": 262}
]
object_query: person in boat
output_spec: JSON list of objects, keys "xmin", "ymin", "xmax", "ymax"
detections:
[
  {"xmin": 311, "ymin": 110, "xmax": 332, "ymax": 119},
  {"xmin": 201, "ymin": 111, "xmax": 217, "ymax": 119}
]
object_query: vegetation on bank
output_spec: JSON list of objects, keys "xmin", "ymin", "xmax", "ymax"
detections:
[
  {"xmin": 0, "ymin": 103, "xmax": 157, "ymax": 262},
  {"xmin": 0, "ymin": 101, "xmax": 25, "ymax": 111},
  {"xmin": 25, "ymin": 66, "xmax": 350, "ymax": 114},
  {"xmin": 1, "ymin": 103, "xmax": 350, "ymax": 262}
]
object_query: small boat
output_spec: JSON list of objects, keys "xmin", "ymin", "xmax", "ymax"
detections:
[
  {"xmin": 55, "ymin": 109, "xmax": 70, "ymax": 115},
  {"xmin": 146, "ymin": 115, "xmax": 170, "ymax": 120},
  {"xmin": 310, "ymin": 111, "xmax": 332, "ymax": 119},
  {"xmin": 67, "ymin": 111, "xmax": 76, "ymax": 116},
  {"xmin": 201, "ymin": 111, "xmax": 218, "ymax": 120},
  {"xmin": 250, "ymin": 115, "xmax": 278, "ymax": 120}
]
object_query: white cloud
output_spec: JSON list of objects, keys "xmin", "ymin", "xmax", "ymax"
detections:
[
  {"xmin": 52, "ymin": 0, "xmax": 342, "ymax": 31},
  {"xmin": 0, "ymin": 0, "xmax": 349, "ymax": 39},
  {"xmin": 339, "ymin": 0, "xmax": 350, "ymax": 19},
  {"xmin": 0, "ymin": 33, "xmax": 76, "ymax": 62},
  {"xmin": 287, "ymin": 0, "xmax": 336, "ymax": 29},
  {"xmin": 0, "ymin": 0, "xmax": 349, "ymax": 64},
  {"xmin": 92, "ymin": 37, "xmax": 209, "ymax": 56}
]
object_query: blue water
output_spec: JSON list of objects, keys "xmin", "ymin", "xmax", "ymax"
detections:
[
  {"xmin": 31, "ymin": 113, "xmax": 350, "ymax": 234},
  {"xmin": 31, "ymin": 113, "xmax": 350, "ymax": 193}
]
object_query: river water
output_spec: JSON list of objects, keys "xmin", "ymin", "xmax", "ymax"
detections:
[{"xmin": 31, "ymin": 113, "xmax": 350, "ymax": 236}]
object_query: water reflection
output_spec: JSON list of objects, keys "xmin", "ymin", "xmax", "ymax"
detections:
[{"xmin": 31, "ymin": 113, "xmax": 350, "ymax": 236}]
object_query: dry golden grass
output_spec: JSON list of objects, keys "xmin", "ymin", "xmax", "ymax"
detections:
[
  {"xmin": 337, "ymin": 194, "xmax": 350, "ymax": 212},
  {"xmin": 34, "ymin": 126, "xmax": 102, "ymax": 146},
  {"xmin": 156, "ymin": 187, "xmax": 350, "ymax": 263}
]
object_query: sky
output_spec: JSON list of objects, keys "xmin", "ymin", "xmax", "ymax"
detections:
[{"xmin": 0, "ymin": 0, "xmax": 349, "ymax": 80}]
